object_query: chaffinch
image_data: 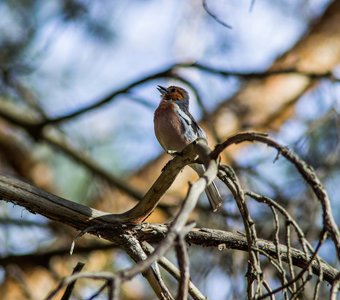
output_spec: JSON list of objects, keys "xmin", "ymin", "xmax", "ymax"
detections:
[{"xmin": 154, "ymin": 85, "xmax": 222, "ymax": 212}]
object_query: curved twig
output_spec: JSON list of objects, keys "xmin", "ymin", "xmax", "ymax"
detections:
[{"xmin": 211, "ymin": 131, "xmax": 340, "ymax": 260}]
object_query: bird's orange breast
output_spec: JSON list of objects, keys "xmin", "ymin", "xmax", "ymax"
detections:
[{"xmin": 154, "ymin": 101, "xmax": 188, "ymax": 152}]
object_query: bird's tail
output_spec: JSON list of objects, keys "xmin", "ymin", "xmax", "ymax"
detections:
[{"xmin": 191, "ymin": 163, "xmax": 223, "ymax": 212}]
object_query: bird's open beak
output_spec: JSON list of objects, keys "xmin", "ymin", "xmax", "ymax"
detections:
[{"xmin": 157, "ymin": 85, "xmax": 167, "ymax": 95}]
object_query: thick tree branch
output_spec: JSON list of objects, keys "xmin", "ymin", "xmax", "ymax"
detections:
[{"xmin": 0, "ymin": 141, "xmax": 199, "ymax": 228}]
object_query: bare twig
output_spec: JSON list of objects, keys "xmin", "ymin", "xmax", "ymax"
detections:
[
  {"xmin": 42, "ymin": 67, "xmax": 175, "ymax": 125},
  {"xmin": 255, "ymin": 230, "xmax": 327, "ymax": 300},
  {"xmin": 142, "ymin": 242, "xmax": 207, "ymax": 300},
  {"xmin": 61, "ymin": 262, "xmax": 85, "ymax": 300},
  {"xmin": 121, "ymin": 233, "xmax": 174, "ymax": 300},
  {"xmin": 86, "ymin": 282, "xmax": 108, "ymax": 300},
  {"xmin": 270, "ymin": 206, "xmax": 289, "ymax": 299},
  {"xmin": 45, "ymin": 272, "xmax": 118, "ymax": 300},
  {"xmin": 176, "ymin": 62, "xmax": 339, "ymax": 81},
  {"xmin": 218, "ymin": 165, "xmax": 263, "ymax": 297},
  {"xmin": 3, "ymin": 63, "xmax": 336, "ymax": 136},
  {"xmin": 211, "ymin": 132, "xmax": 340, "ymax": 260},
  {"xmin": 175, "ymin": 235, "xmax": 190, "ymax": 300},
  {"xmin": 330, "ymin": 273, "xmax": 340, "ymax": 300},
  {"xmin": 202, "ymin": 0, "xmax": 232, "ymax": 29}
]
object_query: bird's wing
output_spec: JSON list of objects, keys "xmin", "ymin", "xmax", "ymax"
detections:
[{"xmin": 178, "ymin": 106, "xmax": 207, "ymax": 140}]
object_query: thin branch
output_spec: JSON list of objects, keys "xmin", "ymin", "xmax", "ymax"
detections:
[
  {"xmin": 175, "ymin": 234, "xmax": 190, "ymax": 300},
  {"xmin": 0, "ymin": 243, "xmax": 116, "ymax": 268},
  {"xmin": 2, "ymin": 62, "xmax": 336, "ymax": 136},
  {"xmin": 86, "ymin": 282, "xmax": 108, "ymax": 300},
  {"xmin": 0, "ymin": 217, "xmax": 45, "ymax": 227},
  {"xmin": 218, "ymin": 165, "xmax": 263, "ymax": 297},
  {"xmin": 46, "ymin": 273, "xmax": 116, "ymax": 300},
  {"xmin": 330, "ymin": 273, "xmax": 340, "ymax": 300},
  {"xmin": 176, "ymin": 62, "xmax": 339, "ymax": 81},
  {"xmin": 1, "ymin": 179, "xmax": 337, "ymax": 285},
  {"xmin": 0, "ymin": 137, "xmax": 338, "ymax": 288},
  {"xmin": 211, "ymin": 132, "xmax": 340, "ymax": 260},
  {"xmin": 142, "ymin": 242, "xmax": 207, "ymax": 300},
  {"xmin": 270, "ymin": 206, "xmax": 289, "ymax": 299},
  {"xmin": 41, "ymin": 67, "xmax": 176, "ymax": 125},
  {"xmin": 108, "ymin": 277, "xmax": 120, "ymax": 300},
  {"xmin": 61, "ymin": 262, "xmax": 85, "ymax": 300},
  {"xmin": 255, "ymin": 230, "xmax": 327, "ymax": 300},
  {"xmin": 249, "ymin": 0, "xmax": 256, "ymax": 12},
  {"xmin": 202, "ymin": 0, "xmax": 232, "ymax": 29},
  {"xmin": 121, "ymin": 233, "xmax": 174, "ymax": 300}
]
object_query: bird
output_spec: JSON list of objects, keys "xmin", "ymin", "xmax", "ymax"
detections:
[{"xmin": 154, "ymin": 85, "xmax": 222, "ymax": 212}]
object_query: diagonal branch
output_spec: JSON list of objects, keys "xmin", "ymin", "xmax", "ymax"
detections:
[{"xmin": 0, "ymin": 140, "xmax": 198, "ymax": 228}]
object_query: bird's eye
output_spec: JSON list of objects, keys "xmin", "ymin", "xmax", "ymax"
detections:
[{"xmin": 170, "ymin": 88, "xmax": 175, "ymax": 93}]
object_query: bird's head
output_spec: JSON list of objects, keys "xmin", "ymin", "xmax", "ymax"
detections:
[{"xmin": 157, "ymin": 85, "xmax": 189, "ymax": 104}]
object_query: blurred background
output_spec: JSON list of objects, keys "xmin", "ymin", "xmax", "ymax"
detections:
[{"xmin": 0, "ymin": 0, "xmax": 339, "ymax": 299}]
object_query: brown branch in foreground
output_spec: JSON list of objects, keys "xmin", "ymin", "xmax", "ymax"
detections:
[
  {"xmin": 1, "ymin": 133, "xmax": 339, "ymax": 298},
  {"xmin": 0, "ymin": 174, "xmax": 337, "ymax": 286},
  {"xmin": 0, "ymin": 102, "xmax": 211, "ymax": 206}
]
